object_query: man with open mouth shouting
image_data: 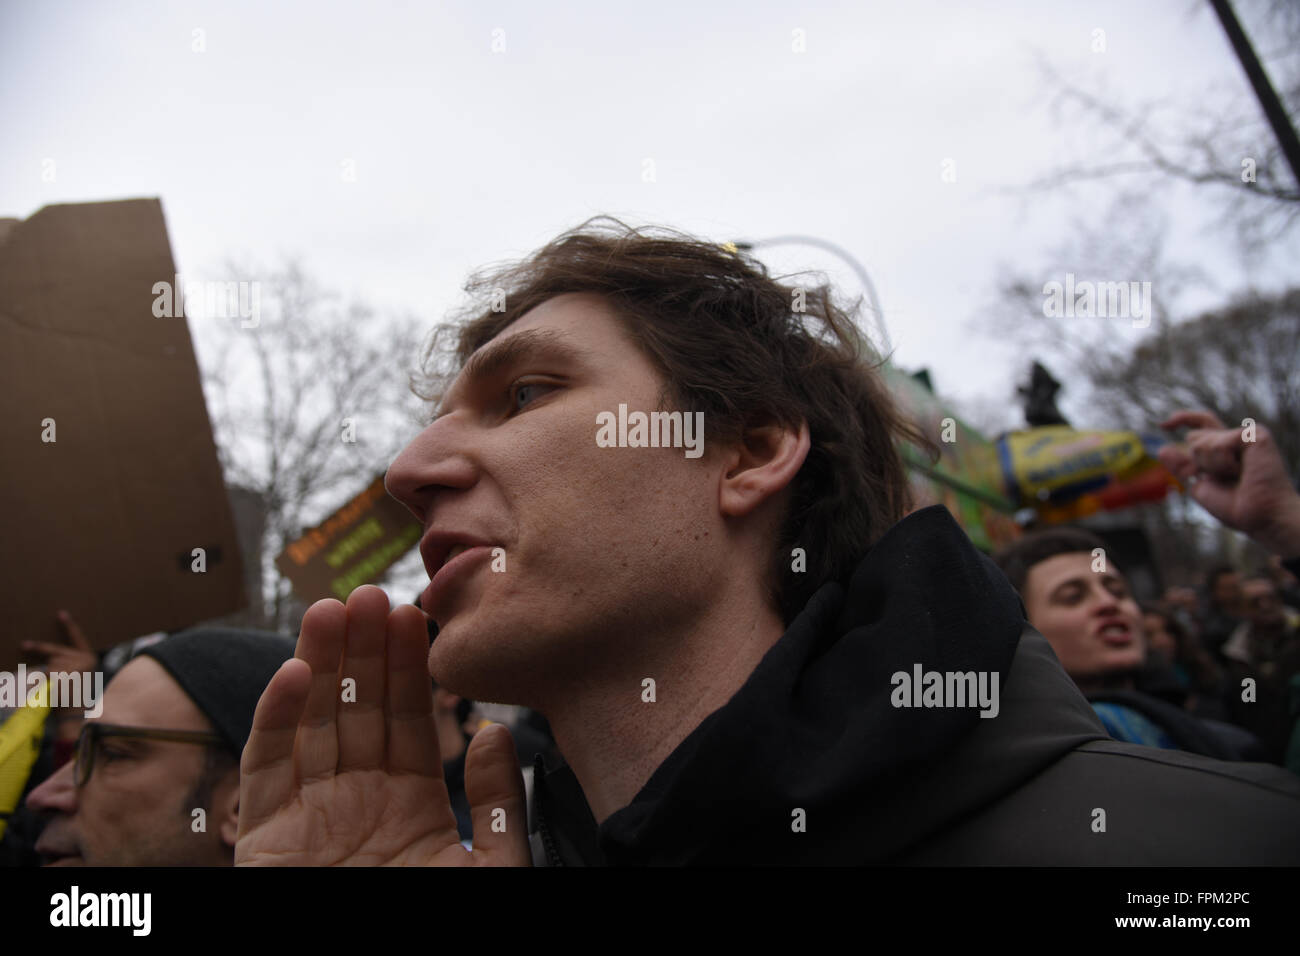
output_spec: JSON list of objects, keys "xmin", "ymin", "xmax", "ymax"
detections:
[{"xmin": 236, "ymin": 219, "xmax": 1300, "ymax": 866}]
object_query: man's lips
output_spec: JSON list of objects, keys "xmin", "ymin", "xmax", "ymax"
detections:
[
  {"xmin": 421, "ymin": 545, "xmax": 492, "ymax": 614},
  {"xmin": 1096, "ymin": 622, "xmax": 1135, "ymax": 646},
  {"xmin": 35, "ymin": 839, "xmax": 83, "ymax": 866},
  {"xmin": 35, "ymin": 823, "xmax": 83, "ymax": 865},
  {"xmin": 418, "ymin": 532, "xmax": 496, "ymax": 580}
]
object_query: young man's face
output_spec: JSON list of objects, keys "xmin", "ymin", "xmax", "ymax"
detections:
[
  {"xmin": 25, "ymin": 657, "xmax": 237, "ymax": 866},
  {"xmin": 386, "ymin": 293, "xmax": 731, "ymax": 707},
  {"xmin": 1022, "ymin": 552, "xmax": 1145, "ymax": 683}
]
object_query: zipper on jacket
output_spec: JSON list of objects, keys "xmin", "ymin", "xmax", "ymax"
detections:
[{"xmin": 533, "ymin": 753, "xmax": 564, "ymax": 867}]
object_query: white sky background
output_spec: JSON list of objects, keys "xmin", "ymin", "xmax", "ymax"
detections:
[{"xmin": 3, "ymin": 0, "xmax": 1296, "ymax": 431}]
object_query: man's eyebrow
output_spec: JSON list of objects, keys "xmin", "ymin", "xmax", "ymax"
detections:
[
  {"xmin": 1050, "ymin": 570, "xmax": 1123, "ymax": 596},
  {"xmin": 438, "ymin": 329, "xmax": 591, "ymax": 417},
  {"xmin": 1050, "ymin": 576, "xmax": 1088, "ymax": 595}
]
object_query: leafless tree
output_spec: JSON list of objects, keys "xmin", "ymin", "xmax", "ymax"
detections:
[
  {"xmin": 195, "ymin": 260, "xmax": 428, "ymax": 631},
  {"xmin": 1091, "ymin": 287, "xmax": 1300, "ymax": 475},
  {"xmin": 972, "ymin": 187, "xmax": 1218, "ymax": 426},
  {"xmin": 1017, "ymin": 1, "xmax": 1300, "ymax": 251}
]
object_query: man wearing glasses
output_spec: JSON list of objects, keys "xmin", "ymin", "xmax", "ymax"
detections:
[{"xmin": 25, "ymin": 628, "xmax": 294, "ymax": 866}]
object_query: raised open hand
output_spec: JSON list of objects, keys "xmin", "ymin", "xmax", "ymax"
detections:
[{"xmin": 235, "ymin": 585, "xmax": 530, "ymax": 866}]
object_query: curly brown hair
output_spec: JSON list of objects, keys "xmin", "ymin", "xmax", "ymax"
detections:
[{"xmin": 414, "ymin": 217, "xmax": 932, "ymax": 623}]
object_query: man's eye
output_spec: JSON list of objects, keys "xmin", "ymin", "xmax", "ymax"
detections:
[
  {"xmin": 1057, "ymin": 587, "xmax": 1084, "ymax": 604},
  {"xmin": 509, "ymin": 381, "xmax": 555, "ymax": 413},
  {"xmin": 98, "ymin": 746, "xmax": 130, "ymax": 762}
]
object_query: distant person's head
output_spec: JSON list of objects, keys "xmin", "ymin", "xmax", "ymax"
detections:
[
  {"xmin": 1205, "ymin": 564, "xmax": 1242, "ymax": 614},
  {"xmin": 1139, "ymin": 598, "xmax": 1222, "ymax": 692},
  {"xmin": 25, "ymin": 628, "xmax": 295, "ymax": 866},
  {"xmin": 386, "ymin": 218, "xmax": 928, "ymax": 708},
  {"xmin": 1241, "ymin": 575, "xmax": 1285, "ymax": 633},
  {"xmin": 993, "ymin": 527, "xmax": 1144, "ymax": 689},
  {"xmin": 1140, "ymin": 602, "xmax": 1180, "ymax": 663},
  {"xmin": 1162, "ymin": 585, "xmax": 1198, "ymax": 613}
]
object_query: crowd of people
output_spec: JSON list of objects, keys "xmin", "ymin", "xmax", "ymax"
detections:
[
  {"xmin": 992, "ymin": 527, "xmax": 1300, "ymax": 768},
  {"xmin": 3, "ymin": 219, "xmax": 1298, "ymax": 866}
]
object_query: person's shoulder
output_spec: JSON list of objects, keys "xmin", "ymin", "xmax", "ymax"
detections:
[
  {"xmin": 899, "ymin": 740, "xmax": 1300, "ymax": 865},
  {"xmin": 1067, "ymin": 737, "xmax": 1300, "ymax": 797}
]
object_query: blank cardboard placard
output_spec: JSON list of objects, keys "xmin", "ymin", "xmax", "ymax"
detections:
[{"xmin": 0, "ymin": 199, "xmax": 246, "ymax": 666}]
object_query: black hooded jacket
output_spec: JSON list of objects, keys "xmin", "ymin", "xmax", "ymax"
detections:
[{"xmin": 527, "ymin": 506, "xmax": 1300, "ymax": 865}]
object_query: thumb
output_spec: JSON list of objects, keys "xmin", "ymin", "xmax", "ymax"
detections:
[{"xmin": 464, "ymin": 723, "xmax": 531, "ymax": 865}]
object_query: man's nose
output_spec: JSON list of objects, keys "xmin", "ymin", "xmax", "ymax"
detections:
[
  {"xmin": 24, "ymin": 760, "xmax": 78, "ymax": 814},
  {"xmin": 1092, "ymin": 584, "xmax": 1123, "ymax": 613},
  {"xmin": 384, "ymin": 416, "xmax": 480, "ymax": 524}
]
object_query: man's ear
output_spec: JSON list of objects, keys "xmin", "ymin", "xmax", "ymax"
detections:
[
  {"xmin": 718, "ymin": 418, "xmax": 811, "ymax": 519},
  {"xmin": 217, "ymin": 769, "xmax": 240, "ymax": 851}
]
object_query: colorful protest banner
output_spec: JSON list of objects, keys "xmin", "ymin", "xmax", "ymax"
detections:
[{"xmin": 275, "ymin": 474, "xmax": 422, "ymax": 603}]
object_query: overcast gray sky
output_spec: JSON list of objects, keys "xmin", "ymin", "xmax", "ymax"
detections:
[{"xmin": 4, "ymin": 0, "xmax": 1296, "ymax": 432}]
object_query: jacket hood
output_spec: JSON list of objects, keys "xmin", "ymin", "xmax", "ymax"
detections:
[{"xmin": 532, "ymin": 504, "xmax": 1110, "ymax": 865}]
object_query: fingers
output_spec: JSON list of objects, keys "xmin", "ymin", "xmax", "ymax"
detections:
[
  {"xmin": 20, "ymin": 640, "xmax": 66, "ymax": 660},
  {"xmin": 239, "ymin": 657, "xmax": 313, "ymax": 835},
  {"xmin": 1161, "ymin": 409, "xmax": 1226, "ymax": 432},
  {"xmin": 384, "ymin": 603, "xmax": 443, "ymax": 778},
  {"xmin": 56, "ymin": 610, "xmax": 93, "ymax": 650},
  {"xmin": 1184, "ymin": 428, "xmax": 1243, "ymax": 481},
  {"xmin": 1159, "ymin": 428, "xmax": 1239, "ymax": 519},
  {"xmin": 464, "ymin": 724, "xmax": 531, "ymax": 865},
  {"xmin": 294, "ymin": 598, "xmax": 347, "ymax": 782},
  {"xmin": 18, "ymin": 641, "xmax": 96, "ymax": 676},
  {"xmin": 1157, "ymin": 444, "xmax": 1193, "ymax": 481},
  {"xmin": 1159, "ymin": 411, "xmax": 1242, "ymax": 483},
  {"xmin": 337, "ymin": 586, "xmax": 391, "ymax": 770}
]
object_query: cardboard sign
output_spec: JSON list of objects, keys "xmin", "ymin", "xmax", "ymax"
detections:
[
  {"xmin": 275, "ymin": 475, "xmax": 423, "ymax": 603},
  {"xmin": 0, "ymin": 199, "xmax": 247, "ymax": 666}
]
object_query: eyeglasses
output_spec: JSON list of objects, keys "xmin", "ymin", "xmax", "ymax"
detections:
[{"xmin": 73, "ymin": 722, "xmax": 226, "ymax": 787}]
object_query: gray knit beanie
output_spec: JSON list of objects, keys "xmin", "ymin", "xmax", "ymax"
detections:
[{"xmin": 139, "ymin": 628, "xmax": 297, "ymax": 757}]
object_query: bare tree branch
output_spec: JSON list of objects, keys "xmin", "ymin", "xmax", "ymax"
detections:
[{"xmin": 198, "ymin": 259, "xmax": 429, "ymax": 630}]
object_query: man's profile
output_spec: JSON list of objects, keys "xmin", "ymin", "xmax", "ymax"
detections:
[
  {"xmin": 236, "ymin": 218, "xmax": 1300, "ymax": 866},
  {"xmin": 27, "ymin": 628, "xmax": 294, "ymax": 866}
]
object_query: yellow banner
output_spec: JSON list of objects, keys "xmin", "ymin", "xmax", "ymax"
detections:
[{"xmin": 1000, "ymin": 426, "xmax": 1153, "ymax": 505}]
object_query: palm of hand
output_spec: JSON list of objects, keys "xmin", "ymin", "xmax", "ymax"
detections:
[
  {"xmin": 237, "ymin": 769, "xmax": 466, "ymax": 866},
  {"xmin": 235, "ymin": 586, "xmax": 530, "ymax": 867}
]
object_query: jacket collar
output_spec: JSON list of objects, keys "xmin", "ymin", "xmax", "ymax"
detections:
[{"xmin": 531, "ymin": 505, "xmax": 1107, "ymax": 865}]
